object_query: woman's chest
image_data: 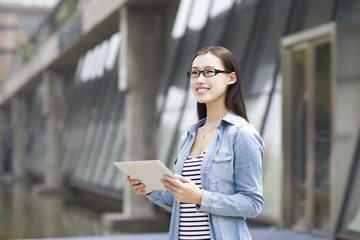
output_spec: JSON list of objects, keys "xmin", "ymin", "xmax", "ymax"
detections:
[{"xmin": 188, "ymin": 130, "xmax": 217, "ymax": 158}]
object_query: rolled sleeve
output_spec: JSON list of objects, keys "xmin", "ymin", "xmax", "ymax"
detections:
[{"xmin": 146, "ymin": 190, "xmax": 174, "ymax": 213}]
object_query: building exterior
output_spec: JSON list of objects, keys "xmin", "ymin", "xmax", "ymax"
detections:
[
  {"xmin": 0, "ymin": 0, "xmax": 359, "ymax": 239},
  {"xmin": 0, "ymin": 0, "xmax": 56, "ymax": 85}
]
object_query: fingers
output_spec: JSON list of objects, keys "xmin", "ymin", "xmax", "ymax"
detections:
[
  {"xmin": 161, "ymin": 174, "xmax": 202, "ymax": 204},
  {"xmin": 125, "ymin": 176, "xmax": 151, "ymax": 195},
  {"xmin": 175, "ymin": 174, "xmax": 191, "ymax": 183},
  {"xmin": 162, "ymin": 175, "xmax": 182, "ymax": 190}
]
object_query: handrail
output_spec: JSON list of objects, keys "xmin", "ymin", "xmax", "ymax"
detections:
[{"xmin": 17, "ymin": 0, "xmax": 78, "ymax": 65}]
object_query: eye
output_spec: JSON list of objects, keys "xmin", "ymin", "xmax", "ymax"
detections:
[
  {"xmin": 191, "ymin": 70, "xmax": 199, "ymax": 77},
  {"xmin": 204, "ymin": 69, "xmax": 216, "ymax": 76}
]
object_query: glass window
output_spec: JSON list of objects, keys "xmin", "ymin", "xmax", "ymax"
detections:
[
  {"xmin": 223, "ymin": 0, "xmax": 259, "ymax": 66},
  {"xmin": 347, "ymin": 204, "xmax": 360, "ymax": 235},
  {"xmin": 335, "ymin": 0, "xmax": 360, "ymax": 22},
  {"xmin": 313, "ymin": 42, "xmax": 331, "ymax": 230},
  {"xmin": 291, "ymin": 49, "xmax": 308, "ymax": 230},
  {"xmin": 26, "ymin": 86, "xmax": 46, "ymax": 175},
  {"xmin": 171, "ymin": 0, "xmax": 193, "ymax": 39},
  {"xmin": 237, "ymin": 0, "xmax": 291, "ymax": 133},
  {"xmin": 242, "ymin": 0, "xmax": 291, "ymax": 96},
  {"xmin": 83, "ymin": 65, "xmax": 120, "ymax": 183},
  {"xmin": 19, "ymin": 15, "xmax": 43, "ymax": 37},
  {"xmin": 62, "ymin": 58, "xmax": 87, "ymax": 178},
  {"xmin": 70, "ymin": 62, "xmax": 107, "ymax": 181},
  {"xmin": 158, "ymin": 0, "xmax": 193, "ymax": 105},
  {"xmin": 157, "ymin": 84, "xmax": 188, "ymax": 165},
  {"xmin": 337, "ymin": 134, "xmax": 360, "ymax": 238},
  {"xmin": 302, "ymin": 0, "xmax": 335, "ymax": 29},
  {"xmin": 245, "ymin": 79, "xmax": 272, "ymax": 130},
  {"xmin": 187, "ymin": 0, "xmax": 212, "ymax": 32},
  {"xmin": 157, "ymin": 0, "xmax": 212, "ymax": 166},
  {"xmin": 92, "ymin": 89, "xmax": 125, "ymax": 187},
  {"xmin": 80, "ymin": 46, "xmax": 115, "ymax": 183},
  {"xmin": 260, "ymin": 74, "xmax": 282, "ymax": 221},
  {"xmin": 107, "ymin": 121, "xmax": 126, "ymax": 189},
  {"xmin": 178, "ymin": 87, "xmax": 198, "ymax": 134},
  {"xmin": 73, "ymin": 78, "xmax": 110, "ymax": 181},
  {"xmin": 62, "ymin": 34, "xmax": 126, "ymax": 189},
  {"xmin": 200, "ymin": 0, "xmax": 234, "ymax": 47},
  {"xmin": 287, "ymin": 0, "xmax": 336, "ymax": 34}
]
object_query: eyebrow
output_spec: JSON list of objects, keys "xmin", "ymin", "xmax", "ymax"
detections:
[{"xmin": 191, "ymin": 65, "xmax": 217, "ymax": 69}]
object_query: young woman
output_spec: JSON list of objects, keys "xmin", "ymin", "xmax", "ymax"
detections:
[{"xmin": 126, "ymin": 46, "xmax": 264, "ymax": 240}]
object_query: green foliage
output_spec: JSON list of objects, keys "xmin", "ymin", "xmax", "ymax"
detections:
[
  {"xmin": 22, "ymin": 43, "xmax": 37, "ymax": 60},
  {"xmin": 55, "ymin": 0, "xmax": 77, "ymax": 27},
  {"xmin": 18, "ymin": 29, "xmax": 40, "ymax": 61}
]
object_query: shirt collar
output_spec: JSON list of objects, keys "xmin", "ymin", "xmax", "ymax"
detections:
[
  {"xmin": 220, "ymin": 111, "xmax": 240, "ymax": 125},
  {"xmin": 187, "ymin": 111, "xmax": 239, "ymax": 136},
  {"xmin": 187, "ymin": 118, "xmax": 206, "ymax": 136}
]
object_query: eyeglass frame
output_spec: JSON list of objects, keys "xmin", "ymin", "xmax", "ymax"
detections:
[{"xmin": 187, "ymin": 69, "xmax": 233, "ymax": 78}]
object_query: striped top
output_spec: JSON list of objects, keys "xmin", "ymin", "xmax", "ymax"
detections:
[{"xmin": 179, "ymin": 152, "xmax": 211, "ymax": 240}]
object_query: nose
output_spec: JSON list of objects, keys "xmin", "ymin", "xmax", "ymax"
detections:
[{"xmin": 196, "ymin": 73, "xmax": 206, "ymax": 84}]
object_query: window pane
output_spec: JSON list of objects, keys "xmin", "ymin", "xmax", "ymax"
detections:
[
  {"xmin": 245, "ymin": 90, "xmax": 270, "ymax": 130},
  {"xmin": 335, "ymin": 0, "xmax": 360, "ymax": 22},
  {"xmin": 260, "ymin": 74, "xmax": 282, "ymax": 220},
  {"xmin": 287, "ymin": 0, "xmax": 334, "ymax": 34},
  {"xmin": 338, "ymin": 135, "xmax": 360, "ymax": 238},
  {"xmin": 242, "ymin": 0, "xmax": 291, "ymax": 96},
  {"xmin": 200, "ymin": 0, "xmax": 234, "ymax": 47},
  {"xmin": 302, "ymin": 0, "xmax": 335, "ymax": 29},
  {"xmin": 157, "ymin": 0, "xmax": 211, "ymax": 166},
  {"xmin": 291, "ymin": 49, "xmax": 308, "ymax": 230},
  {"xmin": 224, "ymin": 0, "xmax": 258, "ymax": 68},
  {"xmin": 26, "ymin": 86, "xmax": 46, "ymax": 175},
  {"xmin": 347, "ymin": 204, "xmax": 360, "ymax": 234},
  {"xmin": 313, "ymin": 42, "xmax": 331, "ymax": 230}
]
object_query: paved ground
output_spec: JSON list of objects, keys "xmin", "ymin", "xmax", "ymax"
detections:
[
  {"xmin": 251, "ymin": 227, "xmax": 330, "ymax": 240},
  {"xmin": 28, "ymin": 227, "xmax": 330, "ymax": 240}
]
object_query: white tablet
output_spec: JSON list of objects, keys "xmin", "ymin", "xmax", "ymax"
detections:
[{"xmin": 114, "ymin": 160, "xmax": 176, "ymax": 190}]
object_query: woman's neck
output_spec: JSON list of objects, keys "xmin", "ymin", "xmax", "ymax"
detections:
[{"xmin": 204, "ymin": 101, "xmax": 229, "ymax": 127}]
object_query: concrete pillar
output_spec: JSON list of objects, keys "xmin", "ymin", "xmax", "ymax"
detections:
[
  {"xmin": 102, "ymin": 2, "xmax": 177, "ymax": 231},
  {"xmin": 41, "ymin": 71, "xmax": 66, "ymax": 190},
  {"xmin": 10, "ymin": 94, "xmax": 28, "ymax": 179},
  {"xmin": 122, "ymin": 5, "xmax": 167, "ymax": 218}
]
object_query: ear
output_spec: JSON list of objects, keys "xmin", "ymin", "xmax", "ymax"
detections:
[{"xmin": 227, "ymin": 72, "xmax": 237, "ymax": 85}]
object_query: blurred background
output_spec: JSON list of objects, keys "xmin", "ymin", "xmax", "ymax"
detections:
[{"xmin": 0, "ymin": 0, "xmax": 359, "ymax": 239}]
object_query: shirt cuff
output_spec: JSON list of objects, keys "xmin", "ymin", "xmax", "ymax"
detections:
[
  {"xmin": 196, "ymin": 190, "xmax": 213, "ymax": 212},
  {"xmin": 145, "ymin": 190, "xmax": 160, "ymax": 201}
]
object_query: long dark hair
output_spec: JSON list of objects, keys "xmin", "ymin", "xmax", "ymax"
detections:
[{"xmin": 191, "ymin": 46, "xmax": 249, "ymax": 122}]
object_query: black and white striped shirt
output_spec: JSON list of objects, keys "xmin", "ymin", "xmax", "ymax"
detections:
[{"xmin": 179, "ymin": 152, "xmax": 211, "ymax": 240}]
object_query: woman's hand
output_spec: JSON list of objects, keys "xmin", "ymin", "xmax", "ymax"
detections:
[
  {"xmin": 161, "ymin": 174, "xmax": 203, "ymax": 205},
  {"xmin": 125, "ymin": 176, "xmax": 153, "ymax": 195}
]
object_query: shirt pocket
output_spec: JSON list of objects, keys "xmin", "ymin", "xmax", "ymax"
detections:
[{"xmin": 208, "ymin": 152, "xmax": 233, "ymax": 184}]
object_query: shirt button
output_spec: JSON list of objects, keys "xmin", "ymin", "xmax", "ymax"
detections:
[{"xmin": 154, "ymin": 193, "xmax": 159, "ymax": 197}]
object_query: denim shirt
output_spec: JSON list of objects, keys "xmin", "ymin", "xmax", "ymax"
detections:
[{"xmin": 147, "ymin": 111, "xmax": 265, "ymax": 240}]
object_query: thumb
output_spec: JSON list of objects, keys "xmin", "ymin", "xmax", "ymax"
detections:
[{"xmin": 175, "ymin": 174, "xmax": 191, "ymax": 183}]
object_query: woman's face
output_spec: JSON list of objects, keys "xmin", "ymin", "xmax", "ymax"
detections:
[{"xmin": 190, "ymin": 53, "xmax": 236, "ymax": 105}]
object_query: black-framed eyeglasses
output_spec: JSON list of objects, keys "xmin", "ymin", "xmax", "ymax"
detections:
[{"xmin": 187, "ymin": 69, "xmax": 233, "ymax": 78}]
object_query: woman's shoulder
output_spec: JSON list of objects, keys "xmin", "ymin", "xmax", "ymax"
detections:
[
  {"xmin": 222, "ymin": 113, "xmax": 263, "ymax": 143},
  {"xmin": 222, "ymin": 112, "xmax": 253, "ymax": 131}
]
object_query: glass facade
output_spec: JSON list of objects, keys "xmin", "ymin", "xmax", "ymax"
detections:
[
  {"xmin": 19, "ymin": 1, "xmax": 360, "ymax": 238},
  {"xmin": 26, "ymin": 86, "xmax": 46, "ymax": 176}
]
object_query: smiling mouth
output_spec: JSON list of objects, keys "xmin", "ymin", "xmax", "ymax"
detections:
[{"xmin": 196, "ymin": 87, "xmax": 209, "ymax": 93}]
